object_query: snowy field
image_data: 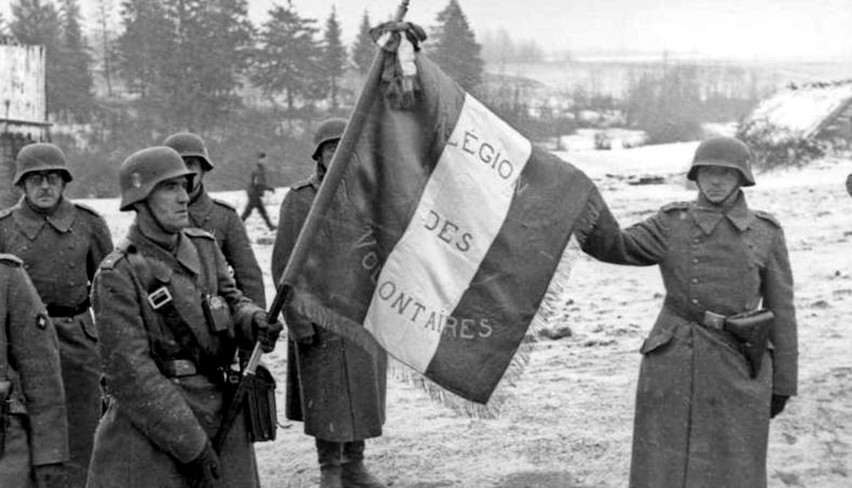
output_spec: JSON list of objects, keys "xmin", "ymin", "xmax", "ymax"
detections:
[{"xmin": 83, "ymin": 143, "xmax": 852, "ymax": 487}]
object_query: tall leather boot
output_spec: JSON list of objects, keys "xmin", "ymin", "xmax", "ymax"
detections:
[
  {"xmin": 316, "ymin": 439, "xmax": 343, "ymax": 488},
  {"xmin": 341, "ymin": 440, "xmax": 387, "ymax": 488}
]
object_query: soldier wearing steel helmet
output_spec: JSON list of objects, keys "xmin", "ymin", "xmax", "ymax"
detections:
[
  {"xmin": 0, "ymin": 142, "xmax": 113, "ymax": 487},
  {"xmin": 578, "ymin": 136, "xmax": 797, "ymax": 488},
  {"xmin": 272, "ymin": 118, "xmax": 388, "ymax": 488},
  {"xmin": 163, "ymin": 132, "xmax": 266, "ymax": 307},
  {"xmin": 0, "ymin": 254, "xmax": 68, "ymax": 488},
  {"xmin": 241, "ymin": 152, "xmax": 277, "ymax": 231},
  {"xmin": 87, "ymin": 146, "xmax": 282, "ymax": 488}
]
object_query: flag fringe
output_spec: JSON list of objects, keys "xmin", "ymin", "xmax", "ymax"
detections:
[{"xmin": 389, "ymin": 237, "xmax": 582, "ymax": 419}]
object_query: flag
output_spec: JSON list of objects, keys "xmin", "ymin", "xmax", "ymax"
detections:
[{"xmin": 284, "ymin": 50, "xmax": 600, "ymax": 405}]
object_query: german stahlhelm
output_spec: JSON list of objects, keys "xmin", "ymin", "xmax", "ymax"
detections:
[
  {"xmin": 14, "ymin": 143, "xmax": 73, "ymax": 185},
  {"xmin": 312, "ymin": 118, "xmax": 347, "ymax": 161},
  {"xmin": 687, "ymin": 136, "xmax": 756, "ymax": 187},
  {"xmin": 119, "ymin": 146, "xmax": 195, "ymax": 211},
  {"xmin": 162, "ymin": 132, "xmax": 214, "ymax": 171}
]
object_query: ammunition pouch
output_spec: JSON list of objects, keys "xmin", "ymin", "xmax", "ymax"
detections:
[
  {"xmin": 245, "ymin": 364, "xmax": 277, "ymax": 443},
  {"xmin": 724, "ymin": 309, "xmax": 774, "ymax": 379},
  {"xmin": 0, "ymin": 380, "xmax": 11, "ymax": 458}
]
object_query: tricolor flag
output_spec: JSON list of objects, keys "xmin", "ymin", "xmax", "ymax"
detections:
[{"xmin": 283, "ymin": 47, "xmax": 600, "ymax": 404}]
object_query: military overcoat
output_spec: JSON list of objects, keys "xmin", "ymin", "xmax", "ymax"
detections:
[
  {"xmin": 580, "ymin": 190, "xmax": 797, "ymax": 488},
  {"xmin": 88, "ymin": 225, "xmax": 264, "ymax": 488},
  {"xmin": 0, "ymin": 254, "xmax": 68, "ymax": 488},
  {"xmin": 271, "ymin": 176, "xmax": 387, "ymax": 442},
  {"xmin": 0, "ymin": 196, "xmax": 113, "ymax": 486},
  {"xmin": 188, "ymin": 188, "xmax": 266, "ymax": 306}
]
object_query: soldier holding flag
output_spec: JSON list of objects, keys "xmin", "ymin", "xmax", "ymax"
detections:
[{"xmin": 579, "ymin": 136, "xmax": 798, "ymax": 488}]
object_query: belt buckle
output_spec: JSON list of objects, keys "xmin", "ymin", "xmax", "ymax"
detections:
[
  {"xmin": 703, "ymin": 311, "xmax": 726, "ymax": 330},
  {"xmin": 171, "ymin": 360, "xmax": 197, "ymax": 377},
  {"xmin": 147, "ymin": 286, "xmax": 173, "ymax": 310}
]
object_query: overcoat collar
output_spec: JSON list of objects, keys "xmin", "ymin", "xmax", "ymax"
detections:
[
  {"xmin": 13, "ymin": 196, "xmax": 76, "ymax": 240},
  {"xmin": 690, "ymin": 190, "xmax": 754, "ymax": 235},
  {"xmin": 127, "ymin": 223, "xmax": 201, "ymax": 279},
  {"xmin": 188, "ymin": 186, "xmax": 214, "ymax": 224}
]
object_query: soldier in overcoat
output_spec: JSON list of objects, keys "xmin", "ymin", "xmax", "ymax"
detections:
[
  {"xmin": 578, "ymin": 136, "xmax": 797, "ymax": 488},
  {"xmin": 163, "ymin": 132, "xmax": 266, "ymax": 306},
  {"xmin": 0, "ymin": 142, "xmax": 113, "ymax": 486},
  {"xmin": 272, "ymin": 118, "xmax": 388, "ymax": 488},
  {"xmin": 87, "ymin": 146, "xmax": 282, "ymax": 488},
  {"xmin": 0, "ymin": 254, "xmax": 68, "ymax": 488}
]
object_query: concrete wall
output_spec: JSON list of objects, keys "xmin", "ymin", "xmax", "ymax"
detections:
[{"xmin": 1, "ymin": 43, "xmax": 49, "ymax": 208}]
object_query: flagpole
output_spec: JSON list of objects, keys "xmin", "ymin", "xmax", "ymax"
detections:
[{"xmin": 269, "ymin": 0, "xmax": 412, "ymax": 320}]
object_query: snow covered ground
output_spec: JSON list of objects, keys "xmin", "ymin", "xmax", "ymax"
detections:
[{"xmin": 84, "ymin": 143, "xmax": 852, "ymax": 487}]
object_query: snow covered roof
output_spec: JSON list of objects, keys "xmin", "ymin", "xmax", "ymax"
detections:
[{"xmin": 741, "ymin": 80, "xmax": 852, "ymax": 143}]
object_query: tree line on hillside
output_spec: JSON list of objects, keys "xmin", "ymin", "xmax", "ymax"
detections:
[
  {"xmin": 0, "ymin": 0, "xmax": 490, "ymax": 197},
  {"xmin": 0, "ymin": 0, "xmax": 767, "ymax": 196}
]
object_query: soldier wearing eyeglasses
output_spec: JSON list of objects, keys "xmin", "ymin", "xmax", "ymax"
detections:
[{"xmin": 0, "ymin": 143, "xmax": 114, "ymax": 487}]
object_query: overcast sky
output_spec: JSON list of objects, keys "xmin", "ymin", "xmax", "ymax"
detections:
[{"xmin": 3, "ymin": 0, "xmax": 851, "ymax": 61}]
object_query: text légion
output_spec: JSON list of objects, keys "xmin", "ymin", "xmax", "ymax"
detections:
[{"xmin": 446, "ymin": 128, "xmax": 517, "ymax": 181}]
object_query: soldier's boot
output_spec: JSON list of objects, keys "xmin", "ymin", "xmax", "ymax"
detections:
[
  {"xmin": 341, "ymin": 440, "xmax": 387, "ymax": 488},
  {"xmin": 317, "ymin": 439, "xmax": 344, "ymax": 488}
]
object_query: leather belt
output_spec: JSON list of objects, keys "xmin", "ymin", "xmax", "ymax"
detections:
[
  {"xmin": 46, "ymin": 299, "xmax": 91, "ymax": 317},
  {"xmin": 663, "ymin": 296, "xmax": 726, "ymax": 329}
]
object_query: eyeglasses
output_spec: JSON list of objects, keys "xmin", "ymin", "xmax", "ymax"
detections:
[{"xmin": 25, "ymin": 172, "xmax": 64, "ymax": 186}]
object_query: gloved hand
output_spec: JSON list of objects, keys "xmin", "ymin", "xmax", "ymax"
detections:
[
  {"xmin": 181, "ymin": 441, "xmax": 221, "ymax": 488},
  {"xmin": 253, "ymin": 311, "xmax": 283, "ymax": 352},
  {"xmin": 33, "ymin": 463, "xmax": 67, "ymax": 488},
  {"xmin": 770, "ymin": 394, "xmax": 789, "ymax": 418}
]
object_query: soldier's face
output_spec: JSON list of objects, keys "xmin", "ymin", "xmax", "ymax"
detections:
[
  {"xmin": 696, "ymin": 166, "xmax": 741, "ymax": 204},
  {"xmin": 184, "ymin": 157, "xmax": 205, "ymax": 194},
  {"xmin": 316, "ymin": 140, "xmax": 338, "ymax": 181},
  {"xmin": 23, "ymin": 171, "xmax": 65, "ymax": 210},
  {"xmin": 147, "ymin": 176, "xmax": 190, "ymax": 232}
]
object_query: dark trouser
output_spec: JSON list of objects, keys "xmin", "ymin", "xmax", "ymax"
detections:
[
  {"xmin": 53, "ymin": 312, "xmax": 101, "ymax": 488},
  {"xmin": 241, "ymin": 196, "xmax": 275, "ymax": 229},
  {"xmin": 316, "ymin": 439, "xmax": 386, "ymax": 488}
]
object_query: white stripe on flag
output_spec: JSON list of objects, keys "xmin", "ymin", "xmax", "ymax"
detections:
[{"xmin": 364, "ymin": 94, "xmax": 533, "ymax": 372}]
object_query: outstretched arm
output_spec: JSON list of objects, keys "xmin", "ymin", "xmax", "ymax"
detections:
[{"xmin": 576, "ymin": 187, "xmax": 668, "ymax": 266}]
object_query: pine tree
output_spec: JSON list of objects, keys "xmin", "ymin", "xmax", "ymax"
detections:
[
  {"xmin": 428, "ymin": 0, "xmax": 484, "ymax": 93},
  {"xmin": 351, "ymin": 10, "xmax": 376, "ymax": 75},
  {"xmin": 251, "ymin": 1, "xmax": 321, "ymax": 111},
  {"xmin": 93, "ymin": 0, "xmax": 117, "ymax": 99},
  {"xmin": 321, "ymin": 7, "xmax": 347, "ymax": 110},
  {"xmin": 58, "ymin": 0, "xmax": 95, "ymax": 122},
  {"xmin": 117, "ymin": 0, "xmax": 254, "ymax": 129},
  {"xmin": 117, "ymin": 0, "xmax": 174, "ymax": 99},
  {"xmin": 11, "ymin": 0, "xmax": 65, "ymax": 120}
]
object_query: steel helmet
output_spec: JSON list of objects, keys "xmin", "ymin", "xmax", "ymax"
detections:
[
  {"xmin": 312, "ymin": 118, "xmax": 347, "ymax": 161},
  {"xmin": 14, "ymin": 143, "xmax": 73, "ymax": 186},
  {"xmin": 687, "ymin": 136, "xmax": 755, "ymax": 187},
  {"xmin": 162, "ymin": 132, "xmax": 214, "ymax": 171},
  {"xmin": 119, "ymin": 146, "xmax": 195, "ymax": 211}
]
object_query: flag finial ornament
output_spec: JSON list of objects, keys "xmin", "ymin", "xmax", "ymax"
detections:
[{"xmin": 370, "ymin": 22, "xmax": 427, "ymax": 110}]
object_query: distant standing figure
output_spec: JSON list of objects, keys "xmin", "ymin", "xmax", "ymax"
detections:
[
  {"xmin": 272, "ymin": 118, "xmax": 388, "ymax": 488},
  {"xmin": 241, "ymin": 152, "xmax": 276, "ymax": 230},
  {"xmin": 0, "ymin": 143, "xmax": 114, "ymax": 487},
  {"xmin": 163, "ymin": 132, "xmax": 267, "ymax": 306},
  {"xmin": 0, "ymin": 254, "xmax": 68, "ymax": 488},
  {"xmin": 580, "ymin": 136, "xmax": 798, "ymax": 488}
]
